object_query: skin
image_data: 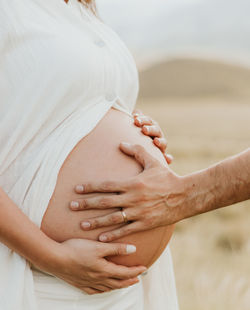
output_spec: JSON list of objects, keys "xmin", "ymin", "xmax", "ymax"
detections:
[
  {"xmin": 72, "ymin": 138, "xmax": 250, "ymax": 243},
  {"xmin": 0, "ymin": 110, "xmax": 168, "ymax": 295},
  {"xmin": 0, "ymin": 186, "xmax": 147, "ymax": 295},
  {"xmin": 0, "ymin": 0, "xmax": 172, "ymax": 296}
]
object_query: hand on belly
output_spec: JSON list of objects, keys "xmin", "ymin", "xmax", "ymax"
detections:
[{"xmin": 41, "ymin": 108, "xmax": 174, "ymax": 268}]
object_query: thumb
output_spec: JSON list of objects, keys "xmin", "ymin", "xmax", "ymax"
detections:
[
  {"xmin": 101, "ymin": 243, "xmax": 137, "ymax": 257},
  {"xmin": 119, "ymin": 142, "xmax": 159, "ymax": 169}
]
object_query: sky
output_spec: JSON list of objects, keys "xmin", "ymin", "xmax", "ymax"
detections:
[{"xmin": 96, "ymin": 0, "xmax": 250, "ymax": 68}]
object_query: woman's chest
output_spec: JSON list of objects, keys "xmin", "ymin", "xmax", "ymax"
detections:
[{"xmin": 6, "ymin": 2, "xmax": 139, "ymax": 101}]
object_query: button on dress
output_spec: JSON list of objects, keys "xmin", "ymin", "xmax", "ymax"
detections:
[{"xmin": 0, "ymin": 0, "xmax": 179, "ymax": 309}]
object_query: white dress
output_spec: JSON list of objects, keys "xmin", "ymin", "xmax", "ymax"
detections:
[{"xmin": 0, "ymin": 0, "xmax": 179, "ymax": 309}]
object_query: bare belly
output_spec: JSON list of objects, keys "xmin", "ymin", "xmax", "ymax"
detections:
[{"xmin": 41, "ymin": 108, "xmax": 174, "ymax": 268}]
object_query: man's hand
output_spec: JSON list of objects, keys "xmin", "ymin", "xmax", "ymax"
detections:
[{"xmin": 70, "ymin": 143, "xmax": 184, "ymax": 242}]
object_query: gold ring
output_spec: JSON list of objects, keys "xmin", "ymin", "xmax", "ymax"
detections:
[{"xmin": 121, "ymin": 210, "xmax": 128, "ymax": 223}]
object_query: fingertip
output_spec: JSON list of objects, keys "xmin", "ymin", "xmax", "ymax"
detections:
[
  {"xmin": 140, "ymin": 266, "xmax": 148, "ymax": 274},
  {"xmin": 120, "ymin": 142, "xmax": 130, "ymax": 148},
  {"xmin": 130, "ymin": 277, "xmax": 140, "ymax": 285},
  {"xmin": 166, "ymin": 154, "xmax": 174, "ymax": 164},
  {"xmin": 126, "ymin": 244, "xmax": 136, "ymax": 254},
  {"xmin": 167, "ymin": 154, "xmax": 174, "ymax": 161},
  {"xmin": 119, "ymin": 142, "xmax": 134, "ymax": 154},
  {"xmin": 99, "ymin": 235, "xmax": 108, "ymax": 242},
  {"xmin": 75, "ymin": 185, "xmax": 84, "ymax": 193},
  {"xmin": 81, "ymin": 221, "xmax": 91, "ymax": 230}
]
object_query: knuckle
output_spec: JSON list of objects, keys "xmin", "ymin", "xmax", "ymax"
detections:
[
  {"xmin": 87, "ymin": 271, "xmax": 98, "ymax": 280},
  {"xmin": 144, "ymin": 211, "xmax": 157, "ymax": 226},
  {"xmin": 110, "ymin": 213, "xmax": 121, "ymax": 224},
  {"xmin": 83, "ymin": 184, "xmax": 91, "ymax": 192},
  {"xmin": 96, "ymin": 272, "xmax": 106, "ymax": 280},
  {"xmin": 102, "ymin": 181, "xmax": 114, "ymax": 191},
  {"xmin": 80, "ymin": 200, "xmax": 87, "ymax": 209},
  {"xmin": 145, "ymin": 217, "xmax": 154, "ymax": 226},
  {"xmin": 96, "ymin": 243, "xmax": 105, "ymax": 255},
  {"xmin": 99, "ymin": 198, "xmax": 112, "ymax": 207},
  {"xmin": 90, "ymin": 219, "xmax": 99, "ymax": 228},
  {"xmin": 124, "ymin": 226, "xmax": 132, "ymax": 235},
  {"xmin": 113, "ymin": 245, "xmax": 123, "ymax": 255}
]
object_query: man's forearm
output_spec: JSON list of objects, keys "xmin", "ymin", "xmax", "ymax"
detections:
[{"xmin": 179, "ymin": 148, "xmax": 250, "ymax": 220}]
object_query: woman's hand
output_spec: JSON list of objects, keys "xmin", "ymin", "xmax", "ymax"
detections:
[
  {"xmin": 70, "ymin": 143, "xmax": 184, "ymax": 242},
  {"xmin": 132, "ymin": 109, "xmax": 173, "ymax": 164},
  {"xmin": 40, "ymin": 238, "xmax": 146, "ymax": 295}
]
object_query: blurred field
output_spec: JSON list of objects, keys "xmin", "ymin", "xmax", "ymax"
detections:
[{"xmin": 137, "ymin": 58, "xmax": 250, "ymax": 310}]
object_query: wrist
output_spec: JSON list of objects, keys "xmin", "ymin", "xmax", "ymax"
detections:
[
  {"xmin": 29, "ymin": 236, "xmax": 64, "ymax": 274},
  {"xmin": 178, "ymin": 168, "xmax": 217, "ymax": 220},
  {"xmin": 163, "ymin": 171, "xmax": 189, "ymax": 223}
]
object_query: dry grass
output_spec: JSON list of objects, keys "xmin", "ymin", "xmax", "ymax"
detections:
[{"xmin": 137, "ymin": 96, "xmax": 250, "ymax": 310}]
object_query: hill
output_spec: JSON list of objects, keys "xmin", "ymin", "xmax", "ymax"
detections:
[{"xmin": 138, "ymin": 58, "xmax": 250, "ymax": 100}]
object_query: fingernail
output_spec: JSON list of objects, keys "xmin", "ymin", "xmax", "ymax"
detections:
[
  {"xmin": 120, "ymin": 142, "xmax": 132, "ymax": 148},
  {"xmin": 70, "ymin": 201, "xmax": 79, "ymax": 209},
  {"xmin": 143, "ymin": 126, "xmax": 149, "ymax": 133},
  {"xmin": 126, "ymin": 245, "xmax": 136, "ymax": 254},
  {"xmin": 99, "ymin": 235, "xmax": 108, "ymax": 242},
  {"xmin": 75, "ymin": 185, "xmax": 84, "ymax": 193},
  {"xmin": 167, "ymin": 154, "xmax": 174, "ymax": 161},
  {"xmin": 81, "ymin": 222, "xmax": 91, "ymax": 229}
]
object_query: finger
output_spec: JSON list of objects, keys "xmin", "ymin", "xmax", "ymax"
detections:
[
  {"xmin": 134, "ymin": 116, "xmax": 153, "ymax": 127},
  {"xmin": 154, "ymin": 137, "xmax": 167, "ymax": 153},
  {"xmin": 99, "ymin": 222, "xmax": 144, "ymax": 243},
  {"xmin": 80, "ymin": 211, "xmax": 125, "ymax": 230},
  {"xmin": 70, "ymin": 195, "xmax": 129, "ymax": 211},
  {"xmin": 82, "ymin": 287, "xmax": 103, "ymax": 295},
  {"xmin": 106, "ymin": 277, "xmax": 139, "ymax": 289},
  {"xmin": 164, "ymin": 153, "xmax": 174, "ymax": 165},
  {"xmin": 75, "ymin": 180, "xmax": 129, "ymax": 194},
  {"xmin": 119, "ymin": 143, "xmax": 159, "ymax": 169},
  {"xmin": 99, "ymin": 242, "xmax": 137, "ymax": 256},
  {"xmin": 142, "ymin": 125, "xmax": 162, "ymax": 138},
  {"xmin": 104, "ymin": 263, "xmax": 147, "ymax": 280},
  {"xmin": 92, "ymin": 285, "xmax": 112, "ymax": 292},
  {"xmin": 81, "ymin": 208, "xmax": 136, "ymax": 230}
]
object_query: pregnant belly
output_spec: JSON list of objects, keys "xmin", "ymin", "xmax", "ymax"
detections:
[{"xmin": 41, "ymin": 108, "xmax": 174, "ymax": 268}]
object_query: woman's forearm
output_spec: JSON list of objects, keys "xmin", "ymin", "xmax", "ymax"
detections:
[
  {"xmin": 178, "ymin": 148, "xmax": 250, "ymax": 220},
  {"xmin": 0, "ymin": 187, "xmax": 59, "ymax": 271},
  {"xmin": 0, "ymin": 186, "xmax": 145, "ymax": 294}
]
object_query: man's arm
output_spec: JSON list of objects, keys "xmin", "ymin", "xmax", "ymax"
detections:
[
  {"xmin": 173, "ymin": 147, "xmax": 250, "ymax": 221},
  {"xmin": 72, "ymin": 145, "xmax": 250, "ymax": 242}
]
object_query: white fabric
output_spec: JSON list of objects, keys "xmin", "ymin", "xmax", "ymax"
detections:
[
  {"xmin": 32, "ymin": 267, "xmax": 144, "ymax": 310},
  {"xmin": 0, "ymin": 0, "xmax": 179, "ymax": 309}
]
